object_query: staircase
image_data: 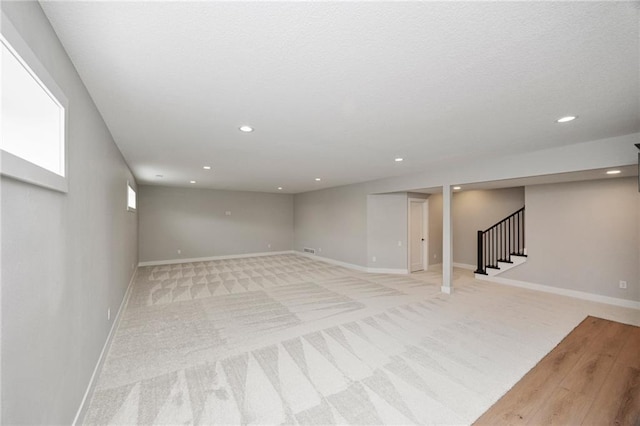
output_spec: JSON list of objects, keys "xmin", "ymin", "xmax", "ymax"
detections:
[{"xmin": 474, "ymin": 207, "xmax": 527, "ymax": 278}]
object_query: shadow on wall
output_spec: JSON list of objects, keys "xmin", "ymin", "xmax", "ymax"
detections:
[{"xmin": 451, "ymin": 187, "xmax": 526, "ymax": 267}]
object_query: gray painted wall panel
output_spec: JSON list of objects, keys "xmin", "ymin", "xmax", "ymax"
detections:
[
  {"xmin": 502, "ymin": 178, "xmax": 639, "ymax": 302},
  {"xmin": 1, "ymin": 2, "xmax": 138, "ymax": 424},
  {"xmin": 138, "ymin": 185, "xmax": 294, "ymax": 262}
]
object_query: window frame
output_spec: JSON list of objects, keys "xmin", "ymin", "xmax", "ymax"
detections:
[
  {"xmin": 1, "ymin": 12, "xmax": 69, "ymax": 193},
  {"xmin": 127, "ymin": 182, "xmax": 137, "ymax": 212}
]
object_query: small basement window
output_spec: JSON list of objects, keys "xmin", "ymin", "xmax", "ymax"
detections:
[
  {"xmin": 127, "ymin": 183, "xmax": 136, "ymax": 212},
  {"xmin": 1, "ymin": 16, "xmax": 68, "ymax": 192}
]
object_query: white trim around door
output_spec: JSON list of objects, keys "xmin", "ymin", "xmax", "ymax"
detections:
[{"xmin": 408, "ymin": 198, "xmax": 428, "ymax": 273}]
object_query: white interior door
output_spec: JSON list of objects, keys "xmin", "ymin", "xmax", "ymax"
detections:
[{"xmin": 409, "ymin": 199, "xmax": 427, "ymax": 272}]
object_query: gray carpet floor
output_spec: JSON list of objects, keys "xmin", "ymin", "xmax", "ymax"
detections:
[{"xmin": 84, "ymin": 254, "xmax": 640, "ymax": 425}]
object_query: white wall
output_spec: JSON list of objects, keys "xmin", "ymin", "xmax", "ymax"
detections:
[
  {"xmin": 501, "ymin": 178, "xmax": 639, "ymax": 302},
  {"xmin": 138, "ymin": 185, "xmax": 293, "ymax": 263},
  {"xmin": 1, "ymin": 2, "xmax": 138, "ymax": 424}
]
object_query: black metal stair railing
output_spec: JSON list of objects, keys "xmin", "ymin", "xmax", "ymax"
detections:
[{"xmin": 474, "ymin": 207, "xmax": 525, "ymax": 275}]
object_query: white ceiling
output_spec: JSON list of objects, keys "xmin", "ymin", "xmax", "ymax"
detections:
[{"xmin": 40, "ymin": 1, "xmax": 639, "ymax": 193}]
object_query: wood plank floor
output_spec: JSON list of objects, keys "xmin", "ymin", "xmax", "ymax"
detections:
[{"xmin": 474, "ymin": 316, "xmax": 640, "ymax": 425}]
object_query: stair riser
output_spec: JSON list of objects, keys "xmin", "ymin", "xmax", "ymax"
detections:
[{"xmin": 478, "ymin": 254, "xmax": 527, "ymax": 277}]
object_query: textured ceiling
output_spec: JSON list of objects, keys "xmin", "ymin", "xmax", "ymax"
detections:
[{"xmin": 40, "ymin": 1, "xmax": 639, "ymax": 193}]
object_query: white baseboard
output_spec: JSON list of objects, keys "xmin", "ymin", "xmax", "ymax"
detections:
[
  {"xmin": 296, "ymin": 251, "xmax": 368, "ymax": 272},
  {"xmin": 138, "ymin": 251, "xmax": 294, "ymax": 267},
  {"xmin": 431, "ymin": 262, "xmax": 475, "ymax": 271},
  {"xmin": 453, "ymin": 262, "xmax": 476, "ymax": 271},
  {"xmin": 477, "ymin": 275, "xmax": 640, "ymax": 310},
  {"xmin": 441, "ymin": 286, "xmax": 452, "ymax": 294},
  {"xmin": 295, "ymin": 251, "xmax": 408, "ymax": 275},
  {"xmin": 72, "ymin": 267, "xmax": 139, "ymax": 425},
  {"xmin": 368, "ymin": 267, "xmax": 409, "ymax": 275},
  {"xmin": 141, "ymin": 250, "xmax": 411, "ymax": 274}
]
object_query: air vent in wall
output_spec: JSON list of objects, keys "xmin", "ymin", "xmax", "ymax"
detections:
[{"xmin": 303, "ymin": 247, "xmax": 316, "ymax": 254}]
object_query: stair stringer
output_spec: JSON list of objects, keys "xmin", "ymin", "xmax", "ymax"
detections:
[{"xmin": 475, "ymin": 254, "xmax": 527, "ymax": 279}]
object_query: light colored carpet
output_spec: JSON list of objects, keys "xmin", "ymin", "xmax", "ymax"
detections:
[{"xmin": 84, "ymin": 254, "xmax": 640, "ymax": 425}]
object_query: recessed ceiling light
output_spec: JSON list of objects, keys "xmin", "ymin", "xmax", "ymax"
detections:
[
  {"xmin": 239, "ymin": 125, "xmax": 254, "ymax": 132},
  {"xmin": 395, "ymin": 157, "xmax": 404, "ymax": 162},
  {"xmin": 453, "ymin": 186, "xmax": 461, "ymax": 190},
  {"xmin": 203, "ymin": 166, "xmax": 211, "ymax": 170},
  {"xmin": 277, "ymin": 187, "xmax": 283, "ymax": 190},
  {"xmin": 556, "ymin": 115, "xmax": 577, "ymax": 123},
  {"xmin": 606, "ymin": 170, "xmax": 621, "ymax": 175},
  {"xmin": 315, "ymin": 178, "xmax": 321, "ymax": 181},
  {"xmin": 190, "ymin": 180, "xmax": 196, "ymax": 184}
]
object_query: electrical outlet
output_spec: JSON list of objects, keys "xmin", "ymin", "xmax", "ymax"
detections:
[
  {"xmin": 433, "ymin": 254, "xmax": 437, "ymax": 259},
  {"xmin": 107, "ymin": 308, "xmax": 111, "ymax": 321},
  {"xmin": 267, "ymin": 243, "xmax": 271, "ymax": 249},
  {"xmin": 225, "ymin": 211, "xmax": 231, "ymax": 216},
  {"xmin": 318, "ymin": 248, "xmax": 322, "ymax": 252},
  {"xmin": 372, "ymin": 256, "xmax": 377, "ymax": 262},
  {"xmin": 397, "ymin": 241, "xmax": 402, "ymax": 247},
  {"xmin": 619, "ymin": 281, "xmax": 627, "ymax": 289},
  {"xmin": 177, "ymin": 249, "xmax": 181, "ymax": 254}
]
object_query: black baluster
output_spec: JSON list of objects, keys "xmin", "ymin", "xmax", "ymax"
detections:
[
  {"xmin": 522, "ymin": 209, "xmax": 525, "ymax": 253},
  {"xmin": 475, "ymin": 230, "xmax": 484, "ymax": 274},
  {"xmin": 516, "ymin": 212, "xmax": 519, "ymax": 255}
]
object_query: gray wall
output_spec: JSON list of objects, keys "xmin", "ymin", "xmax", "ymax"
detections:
[
  {"xmin": 366, "ymin": 193, "xmax": 408, "ymax": 269},
  {"xmin": 294, "ymin": 183, "xmax": 369, "ymax": 266},
  {"xmin": 138, "ymin": 185, "xmax": 293, "ymax": 262},
  {"xmin": 0, "ymin": 3, "xmax": 636, "ymax": 424},
  {"xmin": 297, "ymin": 190, "xmax": 431, "ymax": 271},
  {"xmin": 502, "ymin": 177, "xmax": 639, "ymax": 302},
  {"xmin": 292, "ymin": 133, "xmax": 637, "ymax": 271},
  {"xmin": 415, "ymin": 188, "xmax": 526, "ymax": 268},
  {"xmin": 452, "ymin": 188, "xmax": 525, "ymax": 266},
  {"xmin": 1, "ymin": 2, "xmax": 138, "ymax": 424},
  {"xmin": 428, "ymin": 194, "xmax": 443, "ymax": 266}
]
